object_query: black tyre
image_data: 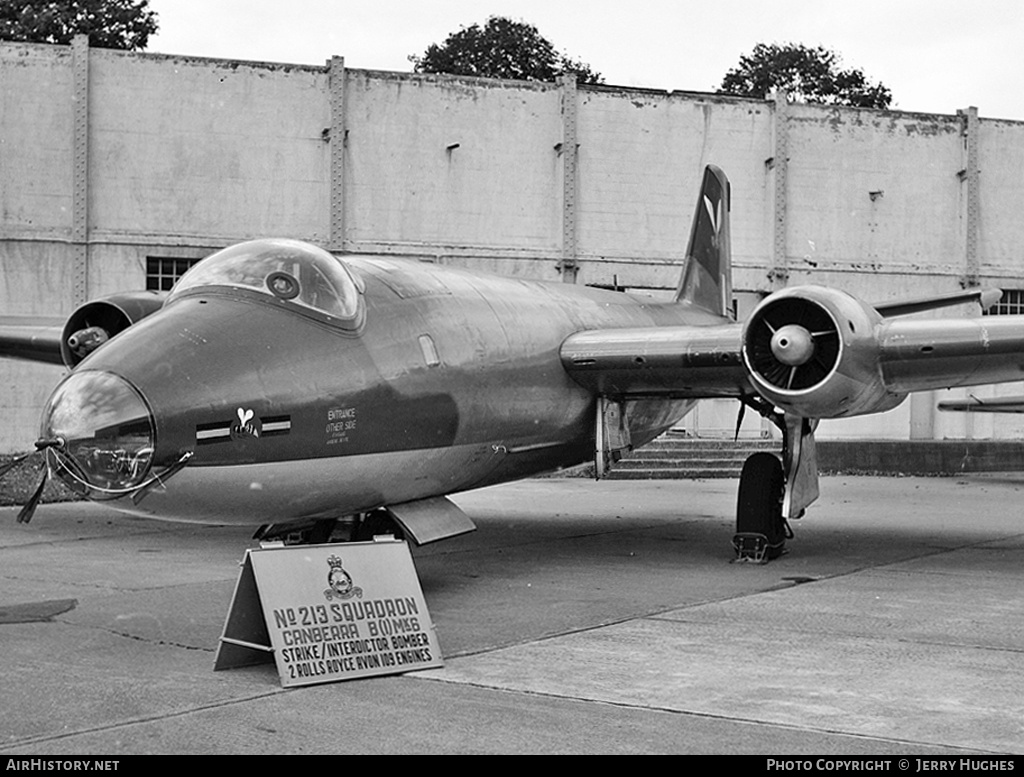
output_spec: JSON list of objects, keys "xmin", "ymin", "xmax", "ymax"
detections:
[{"xmin": 736, "ymin": 452, "xmax": 787, "ymax": 558}]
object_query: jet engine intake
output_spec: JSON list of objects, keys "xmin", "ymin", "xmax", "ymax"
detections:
[
  {"xmin": 61, "ymin": 292, "xmax": 167, "ymax": 367},
  {"xmin": 742, "ymin": 286, "xmax": 905, "ymax": 418}
]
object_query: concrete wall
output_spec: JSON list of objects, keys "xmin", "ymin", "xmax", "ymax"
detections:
[
  {"xmin": 3, "ymin": 39, "xmax": 1024, "ymax": 451},
  {"xmin": 574, "ymin": 91, "xmax": 774, "ymax": 289},
  {"xmin": 343, "ymin": 71, "xmax": 563, "ymax": 274},
  {"xmin": 88, "ymin": 51, "xmax": 331, "ymax": 246}
]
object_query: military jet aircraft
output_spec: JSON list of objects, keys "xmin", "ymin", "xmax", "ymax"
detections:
[{"xmin": 2, "ymin": 166, "xmax": 1022, "ymax": 550}]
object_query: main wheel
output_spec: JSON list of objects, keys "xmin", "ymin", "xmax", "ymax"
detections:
[{"xmin": 735, "ymin": 452, "xmax": 787, "ymax": 559}]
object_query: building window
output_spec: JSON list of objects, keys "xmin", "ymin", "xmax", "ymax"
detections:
[
  {"xmin": 146, "ymin": 257, "xmax": 202, "ymax": 291},
  {"xmin": 983, "ymin": 289, "xmax": 1024, "ymax": 316}
]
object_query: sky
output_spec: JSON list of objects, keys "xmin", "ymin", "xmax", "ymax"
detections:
[{"xmin": 146, "ymin": 0, "xmax": 1024, "ymax": 121}]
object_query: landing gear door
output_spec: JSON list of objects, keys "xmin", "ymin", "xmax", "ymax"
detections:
[
  {"xmin": 783, "ymin": 415, "xmax": 820, "ymax": 519},
  {"xmin": 385, "ymin": 495, "xmax": 476, "ymax": 546},
  {"xmin": 595, "ymin": 397, "xmax": 632, "ymax": 478}
]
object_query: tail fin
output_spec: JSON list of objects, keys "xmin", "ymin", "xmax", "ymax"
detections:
[{"xmin": 674, "ymin": 165, "xmax": 733, "ymax": 319}]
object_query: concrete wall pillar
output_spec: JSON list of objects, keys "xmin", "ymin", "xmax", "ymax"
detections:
[
  {"xmin": 960, "ymin": 106, "xmax": 980, "ymax": 288},
  {"xmin": 557, "ymin": 73, "xmax": 578, "ymax": 283},
  {"xmin": 328, "ymin": 56, "xmax": 346, "ymax": 253},
  {"xmin": 71, "ymin": 34, "xmax": 90, "ymax": 305},
  {"xmin": 909, "ymin": 392, "xmax": 936, "ymax": 440},
  {"xmin": 768, "ymin": 91, "xmax": 790, "ymax": 290}
]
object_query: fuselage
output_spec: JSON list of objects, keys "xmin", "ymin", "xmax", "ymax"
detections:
[{"xmin": 40, "ymin": 241, "xmax": 727, "ymax": 524}]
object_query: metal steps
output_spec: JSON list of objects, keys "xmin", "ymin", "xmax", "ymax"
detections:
[{"xmin": 607, "ymin": 435, "xmax": 782, "ymax": 479}]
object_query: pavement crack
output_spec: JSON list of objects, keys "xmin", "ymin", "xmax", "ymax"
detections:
[
  {"xmin": 102, "ymin": 629, "xmax": 216, "ymax": 652},
  {"xmin": 405, "ymin": 678, "xmax": 997, "ymax": 754},
  {"xmin": 0, "ymin": 691, "xmax": 286, "ymax": 752}
]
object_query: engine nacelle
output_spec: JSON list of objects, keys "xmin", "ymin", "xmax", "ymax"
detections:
[
  {"xmin": 742, "ymin": 285, "xmax": 906, "ymax": 418},
  {"xmin": 61, "ymin": 291, "xmax": 167, "ymax": 367}
]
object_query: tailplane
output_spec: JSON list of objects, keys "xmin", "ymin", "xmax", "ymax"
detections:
[{"xmin": 674, "ymin": 165, "xmax": 733, "ymax": 319}]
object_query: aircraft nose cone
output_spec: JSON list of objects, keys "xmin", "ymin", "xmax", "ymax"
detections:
[
  {"xmin": 770, "ymin": 324, "xmax": 815, "ymax": 366},
  {"xmin": 41, "ymin": 370, "xmax": 155, "ymax": 494}
]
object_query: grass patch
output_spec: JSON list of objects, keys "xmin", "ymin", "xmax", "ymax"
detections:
[{"xmin": 0, "ymin": 454, "xmax": 81, "ymax": 506}]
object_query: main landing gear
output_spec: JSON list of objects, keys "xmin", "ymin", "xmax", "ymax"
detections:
[
  {"xmin": 733, "ymin": 452, "xmax": 791, "ymax": 563},
  {"xmin": 253, "ymin": 510, "xmax": 404, "ymax": 545},
  {"xmin": 731, "ymin": 399, "xmax": 816, "ymax": 563}
]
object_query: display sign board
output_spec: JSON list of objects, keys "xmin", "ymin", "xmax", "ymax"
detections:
[{"xmin": 215, "ymin": 539, "xmax": 443, "ymax": 687}]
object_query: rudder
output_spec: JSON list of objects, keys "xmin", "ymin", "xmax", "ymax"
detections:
[{"xmin": 674, "ymin": 165, "xmax": 733, "ymax": 319}]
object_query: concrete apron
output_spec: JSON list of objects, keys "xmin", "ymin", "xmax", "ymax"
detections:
[{"xmin": 1, "ymin": 475, "xmax": 1022, "ymax": 754}]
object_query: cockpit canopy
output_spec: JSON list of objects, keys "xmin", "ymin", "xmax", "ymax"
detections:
[{"xmin": 168, "ymin": 239, "xmax": 365, "ymax": 328}]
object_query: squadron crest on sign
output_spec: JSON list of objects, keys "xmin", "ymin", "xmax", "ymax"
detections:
[{"xmin": 323, "ymin": 554, "xmax": 363, "ymax": 601}]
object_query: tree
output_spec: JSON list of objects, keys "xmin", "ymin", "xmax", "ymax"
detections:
[
  {"xmin": 0, "ymin": 0, "xmax": 159, "ymax": 51},
  {"xmin": 719, "ymin": 43, "xmax": 892, "ymax": 109},
  {"xmin": 411, "ymin": 16, "xmax": 603, "ymax": 85}
]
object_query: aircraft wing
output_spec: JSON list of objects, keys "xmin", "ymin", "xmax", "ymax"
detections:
[
  {"xmin": 872, "ymin": 287, "xmax": 1001, "ymax": 317},
  {"xmin": 560, "ymin": 322, "xmax": 751, "ymax": 399},
  {"xmin": 562, "ymin": 305, "xmax": 1024, "ymax": 411},
  {"xmin": 877, "ymin": 316, "xmax": 1024, "ymax": 394},
  {"xmin": 0, "ymin": 317, "xmax": 65, "ymax": 365},
  {"xmin": 938, "ymin": 395, "xmax": 1024, "ymax": 413}
]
